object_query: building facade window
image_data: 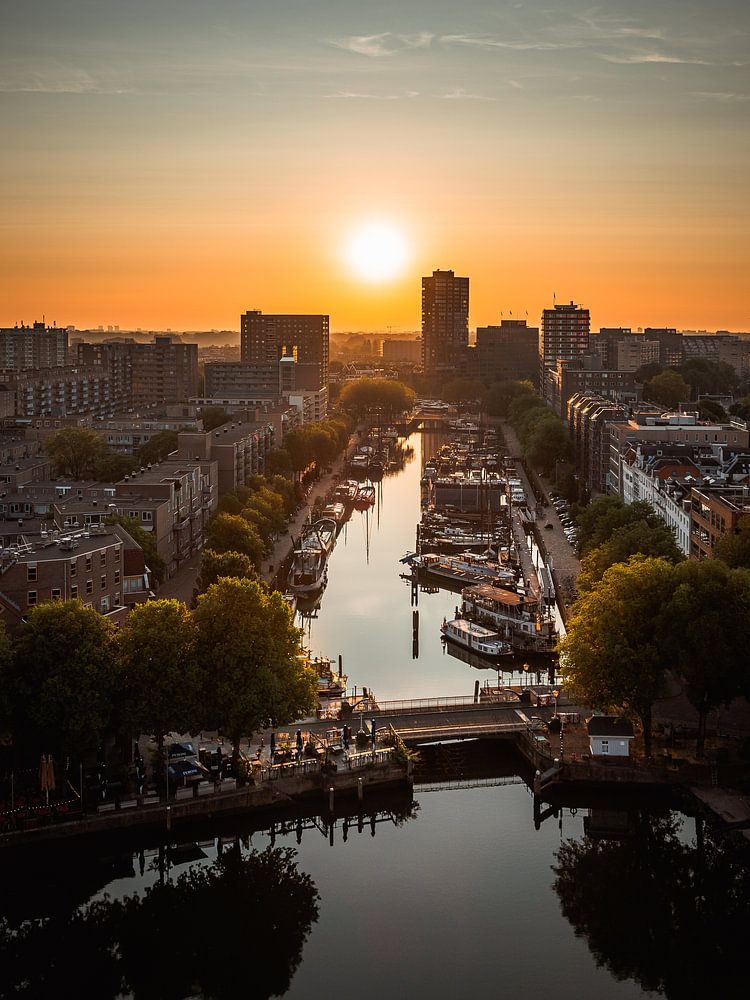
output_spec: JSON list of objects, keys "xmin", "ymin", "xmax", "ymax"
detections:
[
  {"xmin": 27, "ymin": 591, "xmax": 37, "ymax": 607},
  {"xmin": 71, "ymin": 585, "xmax": 78, "ymax": 599},
  {"xmin": 27, "ymin": 564, "xmax": 37, "ymax": 582},
  {"xmin": 86, "ymin": 580, "xmax": 93, "ymax": 595},
  {"xmin": 51, "ymin": 588, "xmax": 61, "ymax": 600},
  {"xmin": 100, "ymin": 574, "xmax": 106, "ymax": 590}
]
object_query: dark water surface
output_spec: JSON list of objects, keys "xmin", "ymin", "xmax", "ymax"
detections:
[{"xmin": 3, "ymin": 433, "xmax": 748, "ymax": 999}]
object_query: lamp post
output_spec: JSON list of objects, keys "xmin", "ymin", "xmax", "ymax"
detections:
[{"xmin": 553, "ymin": 688, "xmax": 560, "ymax": 719}]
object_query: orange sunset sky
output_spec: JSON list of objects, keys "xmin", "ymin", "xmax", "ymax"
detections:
[{"xmin": 1, "ymin": 0, "xmax": 749, "ymax": 333}]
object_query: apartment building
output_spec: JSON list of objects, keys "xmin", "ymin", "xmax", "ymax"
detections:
[
  {"xmin": 0, "ymin": 523, "xmax": 149, "ymax": 633},
  {"xmin": 547, "ymin": 359, "xmax": 641, "ymax": 419},
  {"xmin": 421, "ymin": 270, "xmax": 469, "ymax": 378},
  {"xmin": 176, "ymin": 420, "xmax": 275, "ymax": 496},
  {"xmin": 0, "ymin": 322, "xmax": 68, "ymax": 370},
  {"xmin": 540, "ymin": 301, "xmax": 590, "ymax": 398},
  {"xmin": 241, "ymin": 310, "xmax": 329, "ymax": 392},
  {"xmin": 690, "ymin": 486, "xmax": 750, "ymax": 559}
]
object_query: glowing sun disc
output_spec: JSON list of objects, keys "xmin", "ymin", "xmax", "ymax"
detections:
[{"xmin": 346, "ymin": 223, "xmax": 408, "ymax": 282}]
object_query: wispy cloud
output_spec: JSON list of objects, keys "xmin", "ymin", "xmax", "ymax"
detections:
[
  {"xmin": 331, "ymin": 34, "xmax": 396, "ymax": 58},
  {"xmin": 440, "ymin": 88, "xmax": 496, "ymax": 101},
  {"xmin": 331, "ymin": 32, "xmax": 433, "ymax": 57},
  {"xmin": 691, "ymin": 91, "xmax": 750, "ymax": 102},
  {"xmin": 599, "ymin": 52, "xmax": 710, "ymax": 65},
  {"xmin": 508, "ymin": 79, "xmax": 524, "ymax": 89},
  {"xmin": 327, "ymin": 89, "xmax": 419, "ymax": 100},
  {"xmin": 441, "ymin": 34, "xmax": 578, "ymax": 52},
  {"xmin": 0, "ymin": 67, "xmax": 133, "ymax": 94}
]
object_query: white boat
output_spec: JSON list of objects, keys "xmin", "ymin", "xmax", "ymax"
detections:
[
  {"xmin": 322, "ymin": 502, "xmax": 346, "ymax": 524},
  {"xmin": 461, "ymin": 582, "xmax": 558, "ymax": 654},
  {"xmin": 333, "ymin": 480, "xmax": 359, "ymax": 504},
  {"xmin": 440, "ymin": 618, "xmax": 513, "ymax": 660},
  {"xmin": 311, "ymin": 518, "xmax": 337, "ymax": 553},
  {"xmin": 355, "ymin": 485, "xmax": 376, "ymax": 507}
]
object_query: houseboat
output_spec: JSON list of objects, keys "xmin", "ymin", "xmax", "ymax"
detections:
[
  {"xmin": 288, "ymin": 518, "xmax": 337, "ymax": 594},
  {"xmin": 409, "ymin": 551, "xmax": 517, "ymax": 589},
  {"xmin": 333, "ymin": 480, "xmax": 359, "ymax": 504},
  {"xmin": 460, "ymin": 582, "xmax": 558, "ymax": 654},
  {"xmin": 440, "ymin": 618, "xmax": 513, "ymax": 660},
  {"xmin": 354, "ymin": 484, "xmax": 376, "ymax": 508},
  {"xmin": 321, "ymin": 501, "xmax": 347, "ymax": 525}
]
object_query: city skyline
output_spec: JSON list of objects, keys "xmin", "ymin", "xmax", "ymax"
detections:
[{"xmin": 2, "ymin": 0, "xmax": 749, "ymax": 331}]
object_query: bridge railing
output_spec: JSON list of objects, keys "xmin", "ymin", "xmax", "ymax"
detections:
[{"xmin": 372, "ymin": 696, "xmax": 480, "ymax": 714}]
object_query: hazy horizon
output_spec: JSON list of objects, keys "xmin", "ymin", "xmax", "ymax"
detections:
[{"xmin": 2, "ymin": 1, "xmax": 748, "ymax": 331}]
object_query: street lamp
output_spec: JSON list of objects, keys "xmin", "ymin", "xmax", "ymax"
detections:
[{"xmin": 552, "ymin": 688, "xmax": 560, "ymax": 718}]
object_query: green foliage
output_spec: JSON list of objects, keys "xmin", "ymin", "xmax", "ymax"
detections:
[
  {"xmin": 10, "ymin": 601, "xmax": 117, "ymax": 755},
  {"xmin": 574, "ymin": 495, "xmax": 668, "ymax": 557},
  {"xmin": 265, "ymin": 447, "xmax": 294, "ymax": 477},
  {"xmin": 193, "ymin": 578, "xmax": 317, "ymax": 750},
  {"xmin": 578, "ymin": 519, "xmax": 684, "ymax": 592},
  {"xmin": 679, "ymin": 357, "xmax": 738, "ymax": 395},
  {"xmin": 698, "ymin": 398, "xmax": 727, "ymax": 422},
  {"xmin": 714, "ymin": 514, "xmax": 750, "ymax": 569},
  {"xmin": 202, "ymin": 405, "xmax": 231, "ymax": 431},
  {"xmin": 106, "ymin": 515, "xmax": 165, "ymax": 584},
  {"xmin": 44, "ymin": 427, "xmax": 107, "ymax": 479},
  {"xmin": 645, "ymin": 370, "xmax": 691, "ymax": 408},
  {"xmin": 482, "ymin": 380, "xmax": 536, "ymax": 418},
  {"xmin": 196, "ymin": 549, "xmax": 260, "ymax": 593},
  {"xmin": 282, "ymin": 416, "xmax": 352, "ymax": 473},
  {"xmin": 205, "ymin": 512, "xmax": 267, "ymax": 568},
  {"xmin": 499, "ymin": 381, "xmax": 572, "ymax": 475},
  {"xmin": 92, "ymin": 453, "xmax": 137, "ymax": 482},
  {"xmin": 137, "ymin": 430, "xmax": 178, "ymax": 464},
  {"xmin": 729, "ymin": 397, "xmax": 750, "ymax": 421},
  {"xmin": 634, "ymin": 361, "xmax": 663, "ymax": 384},
  {"xmin": 117, "ymin": 599, "xmax": 201, "ymax": 746},
  {"xmin": 441, "ymin": 378, "xmax": 481, "ymax": 403},
  {"xmin": 338, "ymin": 377, "xmax": 415, "ymax": 417},
  {"xmin": 560, "ymin": 556, "xmax": 676, "ymax": 753},
  {"xmin": 661, "ymin": 560, "xmax": 750, "ymax": 753}
]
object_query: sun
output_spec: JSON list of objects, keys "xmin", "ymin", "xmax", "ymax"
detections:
[{"xmin": 345, "ymin": 222, "xmax": 409, "ymax": 283}]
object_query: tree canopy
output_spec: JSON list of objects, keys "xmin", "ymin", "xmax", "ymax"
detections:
[
  {"xmin": 644, "ymin": 370, "xmax": 690, "ymax": 408},
  {"xmin": 44, "ymin": 427, "xmax": 107, "ymax": 479},
  {"xmin": 137, "ymin": 430, "xmax": 178, "ymax": 464},
  {"xmin": 205, "ymin": 512, "xmax": 267, "ymax": 568},
  {"xmin": 338, "ymin": 378, "xmax": 415, "ymax": 417},
  {"xmin": 202, "ymin": 406, "xmax": 231, "ymax": 431},
  {"xmin": 560, "ymin": 556, "xmax": 676, "ymax": 754},
  {"xmin": 117, "ymin": 599, "xmax": 201, "ymax": 749},
  {"xmin": 196, "ymin": 549, "xmax": 260, "ymax": 594},
  {"xmin": 193, "ymin": 577, "xmax": 316, "ymax": 753},
  {"xmin": 10, "ymin": 601, "xmax": 117, "ymax": 755},
  {"xmin": 578, "ymin": 518, "xmax": 684, "ymax": 592},
  {"xmin": 714, "ymin": 514, "xmax": 750, "ymax": 569},
  {"xmin": 574, "ymin": 495, "xmax": 669, "ymax": 556}
]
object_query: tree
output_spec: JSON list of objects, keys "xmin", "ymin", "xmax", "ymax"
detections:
[
  {"xmin": 524, "ymin": 416, "xmax": 573, "ymax": 474},
  {"xmin": 193, "ymin": 578, "xmax": 317, "ymax": 757},
  {"xmin": 196, "ymin": 549, "xmax": 259, "ymax": 593},
  {"xmin": 93, "ymin": 453, "xmax": 137, "ymax": 483},
  {"xmin": 698, "ymin": 398, "xmax": 727, "ymax": 422},
  {"xmin": 44, "ymin": 427, "xmax": 107, "ymax": 479},
  {"xmin": 206, "ymin": 512, "xmax": 266, "ymax": 567},
  {"xmin": 137, "ymin": 430, "xmax": 178, "ymax": 464},
  {"xmin": 10, "ymin": 601, "xmax": 117, "ymax": 755},
  {"xmin": 729, "ymin": 396, "xmax": 750, "ymax": 421},
  {"xmin": 578, "ymin": 519, "xmax": 684, "ymax": 592},
  {"xmin": 645, "ymin": 370, "xmax": 690, "ymax": 408},
  {"xmin": 574, "ymin": 495, "xmax": 667, "ymax": 556},
  {"xmin": 560, "ymin": 556, "xmax": 676, "ymax": 755},
  {"xmin": 106, "ymin": 514, "xmax": 166, "ymax": 584},
  {"xmin": 338, "ymin": 377, "xmax": 415, "ymax": 417},
  {"xmin": 714, "ymin": 514, "xmax": 750, "ymax": 569},
  {"xmin": 661, "ymin": 560, "xmax": 750, "ymax": 754},
  {"xmin": 441, "ymin": 378, "xmax": 481, "ymax": 404},
  {"xmin": 265, "ymin": 447, "xmax": 293, "ymax": 478},
  {"xmin": 482, "ymin": 380, "xmax": 536, "ymax": 418},
  {"xmin": 679, "ymin": 358, "xmax": 737, "ymax": 396},
  {"xmin": 202, "ymin": 405, "xmax": 231, "ymax": 431},
  {"xmin": 634, "ymin": 361, "xmax": 663, "ymax": 384},
  {"xmin": 117, "ymin": 600, "xmax": 201, "ymax": 755}
]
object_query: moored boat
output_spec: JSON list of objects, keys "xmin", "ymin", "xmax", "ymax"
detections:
[
  {"xmin": 440, "ymin": 618, "xmax": 513, "ymax": 660},
  {"xmin": 354, "ymin": 484, "xmax": 376, "ymax": 508},
  {"xmin": 461, "ymin": 582, "xmax": 558, "ymax": 654},
  {"xmin": 409, "ymin": 551, "xmax": 517, "ymax": 589}
]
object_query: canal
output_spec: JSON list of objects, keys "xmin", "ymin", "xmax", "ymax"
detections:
[{"xmin": 2, "ymin": 431, "xmax": 747, "ymax": 998}]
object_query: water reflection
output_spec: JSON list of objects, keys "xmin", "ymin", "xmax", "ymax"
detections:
[
  {"xmin": 553, "ymin": 809, "xmax": 749, "ymax": 998},
  {"xmin": 0, "ymin": 846, "xmax": 320, "ymax": 1000}
]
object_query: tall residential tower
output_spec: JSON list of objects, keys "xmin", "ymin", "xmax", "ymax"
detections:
[{"xmin": 421, "ymin": 270, "xmax": 469, "ymax": 378}]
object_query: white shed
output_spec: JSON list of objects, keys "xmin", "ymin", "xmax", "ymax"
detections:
[{"xmin": 587, "ymin": 716, "xmax": 635, "ymax": 758}]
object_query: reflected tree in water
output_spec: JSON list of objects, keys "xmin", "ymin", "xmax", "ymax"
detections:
[
  {"xmin": 553, "ymin": 810, "xmax": 750, "ymax": 997},
  {"xmin": 0, "ymin": 846, "xmax": 319, "ymax": 1000}
]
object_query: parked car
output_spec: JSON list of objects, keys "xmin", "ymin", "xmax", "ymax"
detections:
[{"xmin": 168, "ymin": 758, "xmax": 210, "ymax": 787}]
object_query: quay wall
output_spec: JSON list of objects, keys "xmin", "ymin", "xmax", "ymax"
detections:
[{"xmin": 0, "ymin": 762, "xmax": 410, "ymax": 850}]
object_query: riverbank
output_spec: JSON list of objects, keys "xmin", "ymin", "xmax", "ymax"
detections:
[{"xmin": 0, "ymin": 754, "xmax": 410, "ymax": 851}]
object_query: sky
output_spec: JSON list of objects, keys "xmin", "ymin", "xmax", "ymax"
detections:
[{"xmin": 1, "ymin": 0, "xmax": 748, "ymax": 332}]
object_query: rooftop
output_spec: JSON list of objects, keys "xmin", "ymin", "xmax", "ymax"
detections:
[{"xmin": 587, "ymin": 716, "xmax": 635, "ymax": 738}]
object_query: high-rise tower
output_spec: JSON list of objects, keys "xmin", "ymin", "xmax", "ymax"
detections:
[
  {"xmin": 421, "ymin": 270, "xmax": 469, "ymax": 377},
  {"xmin": 540, "ymin": 301, "xmax": 590, "ymax": 399}
]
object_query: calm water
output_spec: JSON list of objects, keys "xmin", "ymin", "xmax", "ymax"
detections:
[{"xmin": 3, "ymin": 433, "xmax": 747, "ymax": 999}]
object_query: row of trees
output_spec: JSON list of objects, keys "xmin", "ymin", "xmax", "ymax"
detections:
[
  {"xmin": 0, "ymin": 580, "xmax": 317, "ymax": 764},
  {"xmin": 338, "ymin": 378, "xmax": 415, "ymax": 418},
  {"xmin": 205, "ymin": 475, "xmax": 297, "ymax": 569},
  {"xmin": 500, "ymin": 381, "xmax": 573, "ymax": 475},
  {"xmin": 280, "ymin": 415, "xmax": 352, "ymax": 474}
]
